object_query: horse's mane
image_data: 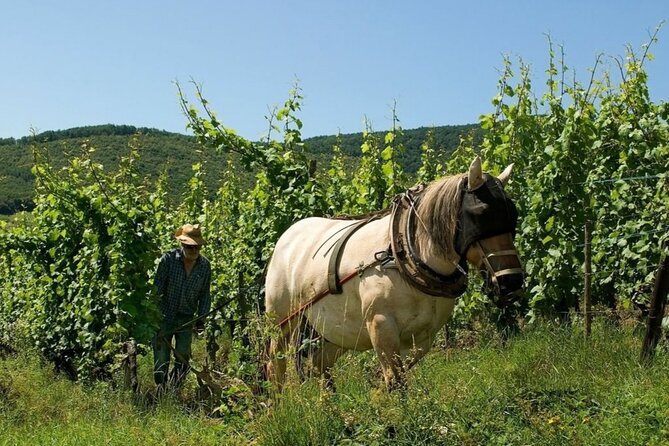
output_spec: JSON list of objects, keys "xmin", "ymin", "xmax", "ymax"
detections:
[
  {"xmin": 415, "ymin": 174, "xmax": 465, "ymax": 255},
  {"xmin": 325, "ymin": 174, "xmax": 465, "ymax": 256}
]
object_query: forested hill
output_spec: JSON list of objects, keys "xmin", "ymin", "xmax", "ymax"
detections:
[
  {"xmin": 0, "ymin": 123, "xmax": 480, "ymax": 215},
  {"xmin": 0, "ymin": 124, "xmax": 178, "ymax": 146}
]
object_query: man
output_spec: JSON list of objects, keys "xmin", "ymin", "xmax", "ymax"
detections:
[{"xmin": 153, "ymin": 223, "xmax": 211, "ymax": 389}]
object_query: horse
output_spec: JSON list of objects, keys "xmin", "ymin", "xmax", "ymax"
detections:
[{"xmin": 264, "ymin": 156, "xmax": 524, "ymax": 390}]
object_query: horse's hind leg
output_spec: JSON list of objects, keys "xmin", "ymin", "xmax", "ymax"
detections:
[
  {"xmin": 266, "ymin": 333, "xmax": 290, "ymax": 390},
  {"xmin": 367, "ymin": 313, "xmax": 405, "ymax": 391}
]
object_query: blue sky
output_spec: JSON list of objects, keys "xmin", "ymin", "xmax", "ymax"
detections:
[{"xmin": 2, "ymin": 1, "xmax": 668, "ymax": 140}]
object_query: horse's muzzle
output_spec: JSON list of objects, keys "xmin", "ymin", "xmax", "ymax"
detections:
[
  {"xmin": 474, "ymin": 241, "xmax": 524, "ymax": 307},
  {"xmin": 497, "ymin": 272, "xmax": 524, "ymax": 297},
  {"xmin": 484, "ymin": 271, "xmax": 524, "ymax": 308}
]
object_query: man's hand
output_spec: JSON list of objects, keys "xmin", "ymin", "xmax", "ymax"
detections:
[{"xmin": 195, "ymin": 319, "xmax": 205, "ymax": 335}]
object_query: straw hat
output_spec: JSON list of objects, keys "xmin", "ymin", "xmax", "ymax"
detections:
[{"xmin": 175, "ymin": 224, "xmax": 207, "ymax": 246}]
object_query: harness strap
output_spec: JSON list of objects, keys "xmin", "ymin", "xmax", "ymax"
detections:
[
  {"xmin": 327, "ymin": 216, "xmax": 379, "ymax": 294},
  {"xmin": 475, "ymin": 242, "xmax": 524, "ymax": 283},
  {"xmin": 486, "ymin": 249, "xmax": 519, "ymax": 258},
  {"xmin": 493, "ymin": 267, "xmax": 525, "ymax": 277},
  {"xmin": 483, "ymin": 250, "xmax": 524, "ymax": 278},
  {"xmin": 278, "ymin": 258, "xmax": 382, "ymax": 330}
]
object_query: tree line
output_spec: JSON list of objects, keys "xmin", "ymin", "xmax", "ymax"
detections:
[{"xmin": 0, "ymin": 123, "xmax": 480, "ymax": 215}]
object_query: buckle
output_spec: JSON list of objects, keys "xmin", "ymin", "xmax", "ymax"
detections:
[{"xmin": 374, "ymin": 249, "xmax": 394, "ymax": 266}]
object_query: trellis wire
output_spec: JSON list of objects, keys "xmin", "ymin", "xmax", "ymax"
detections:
[
  {"xmin": 574, "ymin": 173, "xmax": 665, "ymax": 185},
  {"xmin": 574, "ymin": 229, "xmax": 664, "ymax": 248}
]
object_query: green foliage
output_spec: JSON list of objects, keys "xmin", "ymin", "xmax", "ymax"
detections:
[
  {"xmin": 415, "ymin": 129, "xmax": 448, "ymax": 183},
  {"xmin": 179, "ymin": 81, "xmax": 325, "ymax": 316},
  {"xmin": 306, "ymin": 124, "xmax": 481, "ymax": 173},
  {"xmin": 471, "ymin": 26, "xmax": 669, "ymax": 317},
  {"xmin": 0, "ymin": 124, "xmax": 474, "ymax": 216},
  {"xmin": 0, "ymin": 130, "xmax": 214, "ymax": 214},
  {"xmin": 0, "ymin": 138, "xmax": 166, "ymax": 379},
  {"xmin": 2, "ymin": 27, "xmax": 669, "ymax": 385},
  {"xmin": 2, "ymin": 78, "xmax": 444, "ymax": 379},
  {"xmin": 351, "ymin": 121, "xmax": 388, "ymax": 212},
  {"xmin": 320, "ymin": 135, "xmax": 353, "ymax": 216}
]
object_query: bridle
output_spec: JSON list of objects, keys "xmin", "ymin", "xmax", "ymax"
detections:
[
  {"xmin": 447, "ymin": 173, "xmax": 524, "ymax": 307},
  {"xmin": 475, "ymin": 241, "xmax": 524, "ymax": 307}
]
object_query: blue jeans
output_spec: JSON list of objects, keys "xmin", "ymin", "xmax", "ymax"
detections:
[{"xmin": 152, "ymin": 314, "xmax": 194, "ymax": 387}]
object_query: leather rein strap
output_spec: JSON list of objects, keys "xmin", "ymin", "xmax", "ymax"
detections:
[{"xmin": 389, "ymin": 186, "xmax": 468, "ymax": 297}]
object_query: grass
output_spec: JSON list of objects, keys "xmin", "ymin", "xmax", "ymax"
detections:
[
  {"xmin": 1, "ymin": 320, "xmax": 668, "ymax": 445},
  {"xmin": 0, "ymin": 353, "xmax": 244, "ymax": 446}
]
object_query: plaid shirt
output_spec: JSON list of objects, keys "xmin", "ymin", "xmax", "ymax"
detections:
[{"xmin": 155, "ymin": 248, "xmax": 211, "ymax": 325}]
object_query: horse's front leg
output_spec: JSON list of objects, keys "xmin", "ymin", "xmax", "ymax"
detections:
[
  {"xmin": 311, "ymin": 339, "xmax": 346, "ymax": 390},
  {"xmin": 266, "ymin": 318, "xmax": 300, "ymax": 391},
  {"xmin": 367, "ymin": 313, "xmax": 405, "ymax": 390}
]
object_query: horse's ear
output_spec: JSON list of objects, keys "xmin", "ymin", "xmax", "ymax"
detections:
[
  {"xmin": 468, "ymin": 156, "xmax": 484, "ymax": 190},
  {"xmin": 498, "ymin": 163, "xmax": 514, "ymax": 187}
]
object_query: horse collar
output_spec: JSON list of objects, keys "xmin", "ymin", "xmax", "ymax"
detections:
[{"xmin": 389, "ymin": 186, "xmax": 468, "ymax": 297}]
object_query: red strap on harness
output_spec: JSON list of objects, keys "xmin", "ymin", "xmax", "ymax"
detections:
[{"xmin": 277, "ymin": 269, "xmax": 360, "ymax": 329}]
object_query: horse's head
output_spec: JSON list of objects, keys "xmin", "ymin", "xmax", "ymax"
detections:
[{"xmin": 457, "ymin": 157, "xmax": 524, "ymax": 307}]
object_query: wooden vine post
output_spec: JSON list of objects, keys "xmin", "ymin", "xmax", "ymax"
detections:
[
  {"xmin": 583, "ymin": 220, "xmax": 592, "ymax": 337},
  {"xmin": 121, "ymin": 340, "xmax": 139, "ymax": 393},
  {"xmin": 640, "ymin": 243, "xmax": 669, "ymax": 362}
]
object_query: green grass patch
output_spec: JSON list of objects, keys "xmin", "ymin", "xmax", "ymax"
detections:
[{"xmin": 1, "ymin": 322, "xmax": 668, "ymax": 445}]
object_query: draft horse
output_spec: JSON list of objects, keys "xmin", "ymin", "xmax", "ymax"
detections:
[{"xmin": 264, "ymin": 157, "xmax": 524, "ymax": 390}]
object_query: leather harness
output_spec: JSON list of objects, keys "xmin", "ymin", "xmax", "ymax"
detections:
[
  {"xmin": 278, "ymin": 182, "xmax": 522, "ymax": 329},
  {"xmin": 326, "ymin": 185, "xmax": 467, "ymax": 297},
  {"xmin": 327, "ymin": 215, "xmax": 384, "ymax": 294},
  {"xmin": 387, "ymin": 185, "xmax": 469, "ymax": 297}
]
